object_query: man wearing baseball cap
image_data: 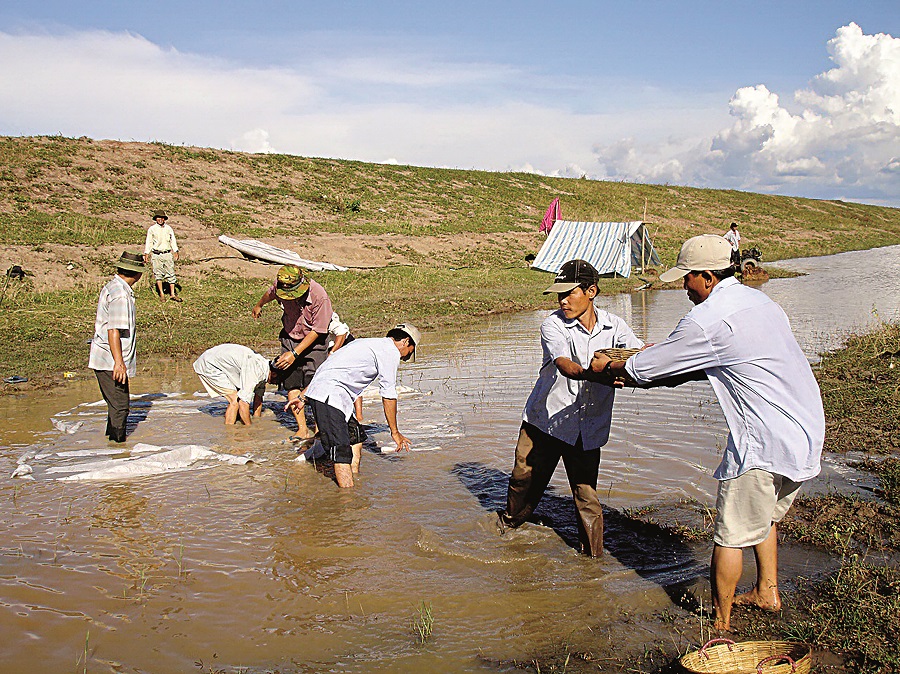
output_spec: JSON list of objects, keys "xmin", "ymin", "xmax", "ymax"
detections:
[
  {"xmin": 252, "ymin": 265, "xmax": 333, "ymax": 441},
  {"xmin": 499, "ymin": 259, "xmax": 643, "ymax": 557},
  {"xmin": 590, "ymin": 234, "xmax": 824, "ymax": 630},
  {"xmin": 288, "ymin": 323, "xmax": 421, "ymax": 488}
]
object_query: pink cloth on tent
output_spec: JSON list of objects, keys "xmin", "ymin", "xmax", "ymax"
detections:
[{"xmin": 540, "ymin": 198, "xmax": 560, "ymax": 233}]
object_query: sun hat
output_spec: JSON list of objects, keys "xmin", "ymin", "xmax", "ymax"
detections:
[
  {"xmin": 115, "ymin": 251, "xmax": 146, "ymax": 273},
  {"xmin": 393, "ymin": 323, "xmax": 422, "ymax": 347},
  {"xmin": 274, "ymin": 265, "xmax": 310, "ymax": 300},
  {"xmin": 152, "ymin": 211, "xmax": 168, "ymax": 220},
  {"xmin": 659, "ymin": 234, "xmax": 734, "ymax": 283},
  {"xmin": 543, "ymin": 259, "xmax": 600, "ymax": 294}
]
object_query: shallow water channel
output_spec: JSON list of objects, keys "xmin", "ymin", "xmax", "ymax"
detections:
[{"xmin": 1, "ymin": 246, "xmax": 899, "ymax": 673}]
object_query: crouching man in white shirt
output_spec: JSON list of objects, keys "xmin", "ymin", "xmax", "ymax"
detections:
[
  {"xmin": 591, "ymin": 234, "xmax": 824, "ymax": 631},
  {"xmin": 288, "ymin": 324, "xmax": 420, "ymax": 488},
  {"xmin": 193, "ymin": 344, "xmax": 278, "ymax": 425}
]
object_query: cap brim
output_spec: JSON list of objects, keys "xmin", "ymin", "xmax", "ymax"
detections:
[
  {"xmin": 659, "ymin": 267, "xmax": 690, "ymax": 283},
  {"xmin": 116, "ymin": 262, "xmax": 146, "ymax": 273},
  {"xmin": 543, "ymin": 282, "xmax": 580, "ymax": 295},
  {"xmin": 275, "ymin": 284, "xmax": 310, "ymax": 300}
]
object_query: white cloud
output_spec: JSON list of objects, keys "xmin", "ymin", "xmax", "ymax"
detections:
[
  {"xmin": 592, "ymin": 23, "xmax": 900, "ymax": 204},
  {"xmin": 232, "ymin": 128, "xmax": 276, "ymax": 154},
  {"xmin": 0, "ymin": 23, "xmax": 895, "ymax": 204}
]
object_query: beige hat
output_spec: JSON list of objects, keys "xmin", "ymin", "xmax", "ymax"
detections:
[
  {"xmin": 659, "ymin": 234, "xmax": 734, "ymax": 283},
  {"xmin": 393, "ymin": 323, "xmax": 422, "ymax": 347}
]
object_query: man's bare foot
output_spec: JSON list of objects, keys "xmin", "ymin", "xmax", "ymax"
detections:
[
  {"xmin": 712, "ymin": 618, "xmax": 732, "ymax": 632},
  {"xmin": 733, "ymin": 585, "xmax": 781, "ymax": 611}
]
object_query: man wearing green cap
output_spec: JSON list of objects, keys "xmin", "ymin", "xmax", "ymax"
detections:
[{"xmin": 252, "ymin": 265, "xmax": 333, "ymax": 440}]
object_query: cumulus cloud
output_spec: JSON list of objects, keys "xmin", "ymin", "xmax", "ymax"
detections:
[
  {"xmin": 592, "ymin": 23, "xmax": 900, "ymax": 204},
  {"xmin": 0, "ymin": 23, "xmax": 895, "ymax": 204}
]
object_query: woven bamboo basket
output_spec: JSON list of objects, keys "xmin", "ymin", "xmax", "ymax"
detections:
[
  {"xmin": 596, "ymin": 347, "xmax": 641, "ymax": 362},
  {"xmin": 680, "ymin": 639, "xmax": 811, "ymax": 673}
]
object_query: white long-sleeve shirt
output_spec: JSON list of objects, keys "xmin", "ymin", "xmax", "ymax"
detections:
[
  {"xmin": 192, "ymin": 344, "xmax": 270, "ymax": 404},
  {"xmin": 305, "ymin": 338, "xmax": 400, "ymax": 420},
  {"xmin": 625, "ymin": 277, "xmax": 824, "ymax": 482},
  {"xmin": 144, "ymin": 223, "xmax": 179, "ymax": 254}
]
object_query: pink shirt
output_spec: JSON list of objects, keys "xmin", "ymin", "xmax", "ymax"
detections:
[{"xmin": 270, "ymin": 278, "xmax": 332, "ymax": 340}]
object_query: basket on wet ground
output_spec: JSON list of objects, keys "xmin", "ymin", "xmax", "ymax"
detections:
[
  {"xmin": 680, "ymin": 639, "xmax": 811, "ymax": 673},
  {"xmin": 596, "ymin": 348, "xmax": 641, "ymax": 362}
]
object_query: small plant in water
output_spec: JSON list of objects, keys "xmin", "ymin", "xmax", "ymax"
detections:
[
  {"xmin": 75, "ymin": 629, "xmax": 89, "ymax": 674},
  {"xmin": 413, "ymin": 600, "xmax": 434, "ymax": 644}
]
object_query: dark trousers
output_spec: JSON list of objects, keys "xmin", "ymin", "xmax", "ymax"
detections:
[
  {"xmin": 94, "ymin": 369, "xmax": 130, "ymax": 442},
  {"xmin": 502, "ymin": 422, "xmax": 604, "ymax": 556}
]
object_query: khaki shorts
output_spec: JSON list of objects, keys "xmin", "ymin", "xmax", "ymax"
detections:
[
  {"xmin": 196, "ymin": 373, "xmax": 238, "ymax": 400},
  {"xmin": 714, "ymin": 469, "xmax": 803, "ymax": 548},
  {"xmin": 151, "ymin": 252, "xmax": 177, "ymax": 283}
]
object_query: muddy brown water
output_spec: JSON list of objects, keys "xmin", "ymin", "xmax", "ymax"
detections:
[{"xmin": 2, "ymin": 246, "xmax": 898, "ymax": 673}]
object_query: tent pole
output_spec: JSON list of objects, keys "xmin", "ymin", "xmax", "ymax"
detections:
[
  {"xmin": 641, "ymin": 199, "xmax": 648, "ymax": 274},
  {"xmin": 641, "ymin": 226, "xmax": 646, "ymax": 275}
]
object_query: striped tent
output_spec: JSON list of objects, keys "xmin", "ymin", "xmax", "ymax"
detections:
[{"xmin": 531, "ymin": 220, "xmax": 660, "ymax": 278}]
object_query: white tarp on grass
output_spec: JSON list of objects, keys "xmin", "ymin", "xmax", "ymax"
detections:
[{"xmin": 218, "ymin": 235, "xmax": 348, "ymax": 271}]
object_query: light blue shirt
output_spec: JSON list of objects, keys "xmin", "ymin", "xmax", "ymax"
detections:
[
  {"xmin": 305, "ymin": 337, "xmax": 400, "ymax": 420},
  {"xmin": 625, "ymin": 276, "xmax": 824, "ymax": 482},
  {"xmin": 523, "ymin": 307, "xmax": 643, "ymax": 451}
]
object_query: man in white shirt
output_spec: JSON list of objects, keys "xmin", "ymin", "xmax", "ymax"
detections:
[
  {"xmin": 590, "ymin": 234, "xmax": 824, "ymax": 631},
  {"xmin": 143, "ymin": 211, "xmax": 181, "ymax": 302},
  {"xmin": 193, "ymin": 344, "xmax": 278, "ymax": 425},
  {"xmin": 499, "ymin": 260, "xmax": 643, "ymax": 557},
  {"xmin": 89, "ymin": 252, "xmax": 145, "ymax": 442},
  {"xmin": 288, "ymin": 324, "xmax": 420, "ymax": 488},
  {"xmin": 723, "ymin": 222, "xmax": 741, "ymax": 266}
]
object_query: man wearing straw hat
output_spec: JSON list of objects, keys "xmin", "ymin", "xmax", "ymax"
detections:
[
  {"xmin": 88, "ymin": 252, "xmax": 145, "ymax": 443},
  {"xmin": 499, "ymin": 259, "xmax": 643, "ymax": 557},
  {"xmin": 590, "ymin": 234, "xmax": 824, "ymax": 631},
  {"xmin": 252, "ymin": 265, "xmax": 333, "ymax": 441}
]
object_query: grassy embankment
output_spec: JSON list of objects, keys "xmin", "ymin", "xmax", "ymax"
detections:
[{"xmin": 1, "ymin": 134, "xmax": 899, "ymax": 384}]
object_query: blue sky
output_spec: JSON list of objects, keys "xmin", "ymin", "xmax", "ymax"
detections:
[{"xmin": 1, "ymin": 1, "xmax": 898, "ymax": 205}]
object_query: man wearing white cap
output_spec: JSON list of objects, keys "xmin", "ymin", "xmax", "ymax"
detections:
[
  {"xmin": 288, "ymin": 323, "xmax": 421, "ymax": 488},
  {"xmin": 590, "ymin": 234, "xmax": 824, "ymax": 631}
]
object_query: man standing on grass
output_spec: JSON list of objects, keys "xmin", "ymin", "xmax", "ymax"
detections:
[
  {"xmin": 723, "ymin": 222, "xmax": 741, "ymax": 266},
  {"xmin": 288, "ymin": 324, "xmax": 420, "ymax": 488},
  {"xmin": 143, "ymin": 211, "xmax": 181, "ymax": 302},
  {"xmin": 590, "ymin": 234, "xmax": 824, "ymax": 631},
  {"xmin": 498, "ymin": 259, "xmax": 643, "ymax": 557},
  {"xmin": 192, "ymin": 344, "xmax": 278, "ymax": 425},
  {"xmin": 252, "ymin": 265, "xmax": 332, "ymax": 442},
  {"xmin": 89, "ymin": 252, "xmax": 145, "ymax": 443}
]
